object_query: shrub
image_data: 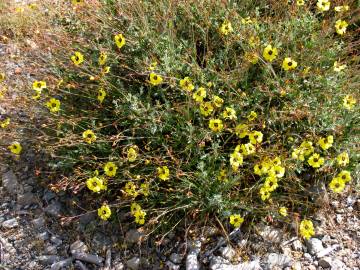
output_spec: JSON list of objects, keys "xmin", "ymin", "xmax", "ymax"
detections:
[{"xmin": 3, "ymin": 0, "xmax": 359, "ymax": 237}]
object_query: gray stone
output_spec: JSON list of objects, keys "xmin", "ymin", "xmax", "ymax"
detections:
[
  {"xmin": 291, "ymin": 239, "xmax": 303, "ymax": 251},
  {"xmin": 17, "ymin": 192, "xmax": 36, "ymax": 205},
  {"xmin": 317, "ymin": 245, "xmax": 339, "ymax": 258},
  {"xmin": 113, "ymin": 262, "xmax": 125, "ymax": 270},
  {"xmin": 32, "ymin": 216, "xmax": 45, "ymax": 229},
  {"xmin": 92, "ymin": 232, "xmax": 112, "ymax": 251},
  {"xmin": 331, "ymin": 258, "xmax": 345, "ymax": 270},
  {"xmin": 50, "ymin": 236, "xmax": 62, "ymax": 246},
  {"xmin": 203, "ymin": 226, "xmax": 219, "ymax": 238},
  {"xmin": 43, "ymin": 190, "xmax": 57, "ymax": 202},
  {"xmin": 306, "ymin": 238, "xmax": 324, "ymax": 255},
  {"xmin": 74, "ymin": 260, "xmax": 89, "ymax": 270},
  {"xmin": 125, "ymin": 229, "xmax": 144, "ymax": 244},
  {"xmin": 2, "ymin": 170, "xmax": 20, "ymax": 195},
  {"xmin": 126, "ymin": 256, "xmax": 140, "ymax": 270},
  {"xmin": 44, "ymin": 244, "xmax": 58, "ymax": 255},
  {"xmin": 44, "ymin": 201, "xmax": 62, "ymax": 217},
  {"xmin": 266, "ymin": 253, "xmax": 292, "ymax": 268},
  {"xmin": 186, "ymin": 240, "xmax": 201, "ymax": 270},
  {"xmin": 37, "ymin": 255, "xmax": 61, "ymax": 265},
  {"xmin": 70, "ymin": 240, "xmax": 88, "ymax": 254},
  {"xmin": 166, "ymin": 260, "xmax": 180, "ymax": 270},
  {"xmin": 50, "ymin": 258, "xmax": 73, "ymax": 270},
  {"xmin": 209, "ymin": 256, "xmax": 261, "ymax": 270},
  {"xmin": 2, "ymin": 218, "xmax": 18, "ymax": 229},
  {"xmin": 220, "ymin": 246, "xmax": 236, "ymax": 261},
  {"xmin": 72, "ymin": 252, "xmax": 103, "ymax": 266},
  {"xmin": 104, "ymin": 248, "xmax": 111, "ymax": 269},
  {"xmin": 318, "ymin": 257, "xmax": 332, "ymax": 268},
  {"xmin": 258, "ymin": 225, "xmax": 282, "ymax": 243},
  {"xmin": 170, "ymin": 253, "xmax": 183, "ymax": 264},
  {"xmin": 37, "ymin": 231, "xmax": 49, "ymax": 241},
  {"xmin": 303, "ymin": 253, "xmax": 312, "ymax": 262}
]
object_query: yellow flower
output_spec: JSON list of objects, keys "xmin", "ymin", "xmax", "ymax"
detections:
[
  {"xmin": 236, "ymin": 143, "xmax": 255, "ymax": 156},
  {"xmin": 98, "ymin": 204, "xmax": 111, "ymax": 220},
  {"xmin": 222, "ymin": 107, "xmax": 237, "ymax": 120},
  {"xmin": 247, "ymin": 111, "xmax": 257, "ymax": 121},
  {"xmin": 334, "ymin": 5, "xmax": 349, "ymax": 12},
  {"xmin": 259, "ymin": 186, "xmax": 271, "ymax": 201},
  {"xmin": 219, "ymin": 20, "xmax": 233, "ymax": 36},
  {"xmin": 71, "ymin": 51, "xmax": 84, "ymax": 66},
  {"xmin": 192, "ymin": 87, "xmax": 206, "ymax": 103},
  {"xmin": 230, "ymin": 151, "xmax": 243, "ymax": 172},
  {"xmin": 217, "ymin": 169, "xmax": 228, "ymax": 182},
  {"xmin": 199, "ymin": 101, "xmax": 214, "ymax": 116},
  {"xmin": 149, "ymin": 61, "xmax": 157, "ymax": 70},
  {"xmin": 229, "ymin": 214, "xmax": 244, "ymax": 228},
  {"xmin": 86, "ymin": 177, "xmax": 105, "ymax": 193},
  {"xmin": 72, "ymin": 0, "xmax": 84, "ymax": 5},
  {"xmin": 157, "ymin": 166, "xmax": 170, "ymax": 181},
  {"xmin": 114, "ymin": 34, "xmax": 126, "ymax": 49},
  {"xmin": 82, "ymin": 129, "xmax": 96, "ymax": 144},
  {"xmin": 329, "ymin": 177, "xmax": 345, "ymax": 193},
  {"xmin": 300, "ymin": 141, "xmax": 314, "ymax": 156},
  {"xmin": 149, "ymin": 73, "xmax": 163, "ymax": 86},
  {"xmin": 335, "ymin": 20, "xmax": 348, "ymax": 35},
  {"xmin": 333, "ymin": 61, "xmax": 346, "ymax": 72},
  {"xmin": 296, "ymin": 0, "xmax": 305, "ymax": 6},
  {"xmin": 32, "ymin": 90, "xmax": 41, "ymax": 100},
  {"xmin": 248, "ymin": 36, "xmax": 260, "ymax": 47},
  {"xmin": 97, "ymin": 88, "xmax": 106, "ymax": 103},
  {"xmin": 179, "ymin": 77, "xmax": 195, "ymax": 92},
  {"xmin": 343, "ymin": 95, "xmax": 356, "ymax": 110},
  {"xmin": 0, "ymin": 73, "xmax": 5, "ymax": 82},
  {"xmin": 134, "ymin": 209, "xmax": 146, "ymax": 225},
  {"xmin": 264, "ymin": 175, "xmax": 278, "ymax": 192},
  {"xmin": 269, "ymin": 165, "xmax": 285, "ymax": 178},
  {"xmin": 317, "ymin": 0, "xmax": 330, "ymax": 12},
  {"xmin": 336, "ymin": 152, "xmax": 349, "ymax": 166},
  {"xmin": 317, "ymin": 135, "xmax": 333, "ymax": 150},
  {"xmin": 308, "ymin": 153, "xmax": 324, "ymax": 168},
  {"xmin": 209, "ymin": 119, "xmax": 224, "ymax": 133},
  {"xmin": 102, "ymin": 66, "xmax": 110, "ymax": 74},
  {"xmin": 140, "ymin": 182, "xmax": 150, "ymax": 196},
  {"xmin": 279, "ymin": 207, "xmax": 288, "ymax": 217},
  {"xmin": 0, "ymin": 118, "xmax": 10, "ymax": 128},
  {"xmin": 104, "ymin": 161, "xmax": 117, "ymax": 177},
  {"xmin": 8, "ymin": 142, "xmax": 22, "ymax": 155},
  {"xmin": 32, "ymin": 80, "xmax": 46, "ymax": 91},
  {"xmin": 263, "ymin": 45, "xmax": 278, "ymax": 62},
  {"xmin": 337, "ymin": 170, "xmax": 351, "ymax": 183},
  {"xmin": 241, "ymin": 17, "xmax": 253, "ymax": 24},
  {"xmin": 234, "ymin": 123, "xmax": 248, "ymax": 138},
  {"xmin": 299, "ymin": 219, "xmax": 315, "ymax": 239},
  {"xmin": 272, "ymin": 157, "xmax": 282, "ymax": 166},
  {"xmin": 292, "ymin": 148, "xmax": 305, "ymax": 161},
  {"xmin": 212, "ymin": 95, "xmax": 224, "ymax": 108},
  {"xmin": 46, "ymin": 98, "xmax": 61, "ymax": 113},
  {"xmin": 127, "ymin": 147, "xmax": 138, "ymax": 162},
  {"xmin": 245, "ymin": 52, "xmax": 259, "ymax": 64},
  {"xmin": 282, "ymin": 57, "xmax": 298, "ymax": 71},
  {"xmin": 254, "ymin": 162, "xmax": 268, "ymax": 176},
  {"xmin": 249, "ymin": 131, "xmax": 263, "ymax": 145},
  {"xmin": 131, "ymin": 202, "xmax": 141, "ymax": 215},
  {"xmin": 98, "ymin": 52, "xmax": 107, "ymax": 65},
  {"xmin": 124, "ymin": 181, "xmax": 138, "ymax": 197}
]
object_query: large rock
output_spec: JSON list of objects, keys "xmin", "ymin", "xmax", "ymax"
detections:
[
  {"xmin": 266, "ymin": 253, "xmax": 292, "ymax": 269},
  {"xmin": 2, "ymin": 170, "xmax": 20, "ymax": 195},
  {"xmin": 186, "ymin": 240, "xmax": 201, "ymax": 270},
  {"xmin": 306, "ymin": 238, "xmax": 324, "ymax": 255},
  {"xmin": 258, "ymin": 225, "xmax": 282, "ymax": 243},
  {"xmin": 126, "ymin": 256, "xmax": 140, "ymax": 270}
]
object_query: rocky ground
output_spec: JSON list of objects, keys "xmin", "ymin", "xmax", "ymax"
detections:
[{"xmin": 1, "ymin": 6, "xmax": 360, "ymax": 270}]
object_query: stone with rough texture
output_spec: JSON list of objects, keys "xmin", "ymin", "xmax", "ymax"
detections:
[
  {"xmin": 210, "ymin": 256, "xmax": 261, "ymax": 270},
  {"xmin": 2, "ymin": 218, "xmax": 18, "ymax": 229},
  {"xmin": 186, "ymin": 240, "xmax": 201, "ymax": 270},
  {"xmin": 125, "ymin": 229, "xmax": 144, "ymax": 244},
  {"xmin": 258, "ymin": 225, "xmax": 282, "ymax": 243},
  {"xmin": 70, "ymin": 240, "xmax": 88, "ymax": 254},
  {"xmin": 126, "ymin": 256, "xmax": 140, "ymax": 270},
  {"xmin": 37, "ymin": 255, "xmax": 60, "ymax": 265},
  {"xmin": 170, "ymin": 253, "xmax": 183, "ymax": 264},
  {"xmin": 50, "ymin": 258, "xmax": 73, "ymax": 270},
  {"xmin": 2, "ymin": 170, "xmax": 20, "ymax": 195},
  {"xmin": 44, "ymin": 201, "xmax": 62, "ymax": 217},
  {"xmin": 306, "ymin": 238, "xmax": 324, "ymax": 255},
  {"xmin": 220, "ymin": 246, "xmax": 236, "ymax": 261},
  {"xmin": 72, "ymin": 252, "xmax": 103, "ymax": 266},
  {"xmin": 166, "ymin": 260, "xmax": 180, "ymax": 270},
  {"xmin": 266, "ymin": 253, "xmax": 292, "ymax": 269},
  {"xmin": 318, "ymin": 257, "xmax": 332, "ymax": 268}
]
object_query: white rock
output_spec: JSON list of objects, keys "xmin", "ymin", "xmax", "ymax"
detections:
[
  {"xmin": 331, "ymin": 258, "xmax": 346, "ymax": 270},
  {"xmin": 306, "ymin": 238, "xmax": 324, "ymax": 255},
  {"xmin": 170, "ymin": 253, "xmax": 182, "ymax": 264},
  {"xmin": 220, "ymin": 246, "xmax": 236, "ymax": 261},
  {"xmin": 166, "ymin": 260, "xmax": 180, "ymax": 270},
  {"xmin": 126, "ymin": 257, "xmax": 140, "ymax": 270},
  {"xmin": 291, "ymin": 240, "xmax": 303, "ymax": 251},
  {"xmin": 258, "ymin": 225, "xmax": 282, "ymax": 243},
  {"xmin": 266, "ymin": 253, "xmax": 292, "ymax": 268},
  {"xmin": 2, "ymin": 218, "xmax": 18, "ymax": 229},
  {"xmin": 317, "ymin": 245, "xmax": 339, "ymax": 258},
  {"xmin": 70, "ymin": 240, "xmax": 88, "ymax": 254},
  {"xmin": 186, "ymin": 240, "xmax": 201, "ymax": 270}
]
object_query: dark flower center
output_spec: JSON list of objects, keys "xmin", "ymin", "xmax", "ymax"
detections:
[
  {"xmin": 109, "ymin": 167, "xmax": 113, "ymax": 171},
  {"xmin": 335, "ymin": 183, "xmax": 340, "ymax": 188},
  {"xmin": 313, "ymin": 158, "xmax": 318, "ymax": 162},
  {"xmin": 153, "ymin": 75, "xmax": 157, "ymax": 80},
  {"xmin": 52, "ymin": 103, "xmax": 57, "ymax": 107},
  {"xmin": 342, "ymin": 175, "xmax": 346, "ymax": 179},
  {"xmin": 87, "ymin": 134, "xmax": 92, "ymax": 138},
  {"xmin": 288, "ymin": 61, "xmax": 292, "ymax": 66},
  {"xmin": 268, "ymin": 50, "xmax": 273, "ymax": 55}
]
